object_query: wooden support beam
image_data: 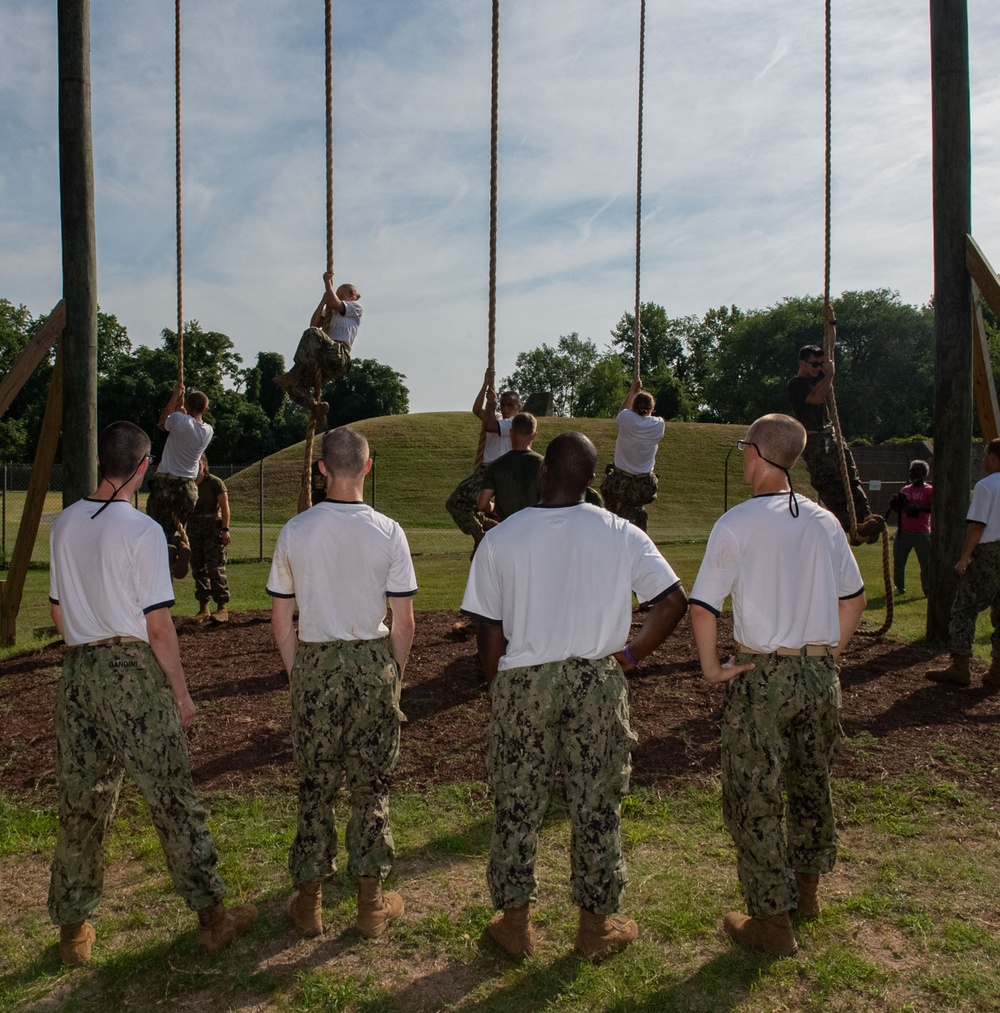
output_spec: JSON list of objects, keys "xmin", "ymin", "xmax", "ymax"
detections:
[
  {"xmin": 967, "ymin": 235, "xmax": 1000, "ymax": 317},
  {"xmin": 0, "ymin": 350, "xmax": 64, "ymax": 647},
  {"xmin": 0, "ymin": 300, "xmax": 65, "ymax": 418},
  {"xmin": 972, "ymin": 285, "xmax": 1000, "ymax": 442}
]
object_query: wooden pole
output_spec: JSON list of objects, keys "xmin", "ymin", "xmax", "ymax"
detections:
[
  {"xmin": 58, "ymin": 0, "xmax": 98, "ymax": 506},
  {"xmin": 0, "ymin": 352, "xmax": 64, "ymax": 646},
  {"xmin": 927, "ymin": 0, "xmax": 972, "ymax": 642}
]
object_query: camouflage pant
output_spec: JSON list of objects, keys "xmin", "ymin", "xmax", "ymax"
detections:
[
  {"xmin": 146, "ymin": 474, "xmax": 198, "ymax": 550},
  {"xmin": 446, "ymin": 469, "xmax": 490, "ymax": 540},
  {"xmin": 275, "ymin": 327, "xmax": 351, "ymax": 409},
  {"xmin": 802, "ymin": 434, "xmax": 871, "ymax": 532},
  {"xmin": 289, "ymin": 637, "xmax": 405, "ymax": 884},
  {"xmin": 49, "ymin": 642, "xmax": 225, "ymax": 925},
  {"xmin": 893, "ymin": 530, "xmax": 931, "ymax": 595},
  {"xmin": 948, "ymin": 540, "xmax": 1000, "ymax": 658},
  {"xmin": 722, "ymin": 652, "xmax": 842, "ymax": 918},
  {"xmin": 486, "ymin": 656, "xmax": 637, "ymax": 913},
  {"xmin": 600, "ymin": 465, "xmax": 658, "ymax": 531},
  {"xmin": 188, "ymin": 515, "xmax": 229, "ymax": 605}
]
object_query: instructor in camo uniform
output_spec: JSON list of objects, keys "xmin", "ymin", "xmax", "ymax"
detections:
[
  {"xmin": 48, "ymin": 421, "xmax": 256, "ymax": 965},
  {"xmin": 268, "ymin": 426, "xmax": 417, "ymax": 940},
  {"xmin": 689, "ymin": 413, "xmax": 866, "ymax": 958},
  {"xmin": 462, "ymin": 432, "xmax": 687, "ymax": 960}
]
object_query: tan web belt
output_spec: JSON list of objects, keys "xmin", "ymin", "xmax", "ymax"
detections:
[
  {"xmin": 86, "ymin": 635, "xmax": 145, "ymax": 647},
  {"xmin": 736, "ymin": 643, "xmax": 831, "ymax": 657}
]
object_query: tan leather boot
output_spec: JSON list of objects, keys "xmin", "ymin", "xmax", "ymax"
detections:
[
  {"xmin": 59, "ymin": 921, "xmax": 96, "ymax": 965},
  {"xmin": 195, "ymin": 602, "xmax": 211, "ymax": 619},
  {"xmin": 723, "ymin": 910, "xmax": 797, "ymax": 956},
  {"xmin": 197, "ymin": 901, "xmax": 258, "ymax": 953},
  {"xmin": 487, "ymin": 904, "xmax": 535, "ymax": 956},
  {"xmin": 210, "ymin": 604, "xmax": 229, "ymax": 624},
  {"xmin": 356, "ymin": 877, "xmax": 404, "ymax": 938},
  {"xmin": 925, "ymin": 654, "xmax": 971, "ymax": 687},
  {"xmin": 794, "ymin": 872, "xmax": 821, "ymax": 920},
  {"xmin": 574, "ymin": 908, "xmax": 638, "ymax": 960},
  {"xmin": 286, "ymin": 879, "xmax": 323, "ymax": 937}
]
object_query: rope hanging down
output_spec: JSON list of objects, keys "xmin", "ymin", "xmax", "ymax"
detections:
[
  {"xmin": 298, "ymin": 0, "xmax": 337, "ymax": 513},
  {"xmin": 474, "ymin": 0, "xmax": 501, "ymax": 471},
  {"xmin": 174, "ymin": 0, "xmax": 183, "ymax": 387},
  {"xmin": 818, "ymin": 0, "xmax": 891, "ymax": 635},
  {"xmin": 632, "ymin": 0, "xmax": 646, "ymax": 382}
]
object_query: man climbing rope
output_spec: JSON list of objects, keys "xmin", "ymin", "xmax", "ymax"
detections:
[
  {"xmin": 601, "ymin": 378, "xmax": 664, "ymax": 532},
  {"xmin": 786, "ymin": 305, "xmax": 881, "ymax": 544},
  {"xmin": 275, "ymin": 271, "xmax": 361, "ymax": 419}
]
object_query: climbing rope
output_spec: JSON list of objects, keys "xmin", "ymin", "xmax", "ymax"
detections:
[
  {"xmin": 474, "ymin": 0, "xmax": 501, "ymax": 471},
  {"xmin": 818, "ymin": 0, "xmax": 891, "ymax": 635},
  {"xmin": 174, "ymin": 0, "xmax": 184, "ymax": 387},
  {"xmin": 632, "ymin": 0, "xmax": 645, "ymax": 383},
  {"xmin": 297, "ymin": 0, "xmax": 337, "ymax": 514}
]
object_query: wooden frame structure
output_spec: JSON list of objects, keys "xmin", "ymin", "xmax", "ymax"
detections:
[{"xmin": 969, "ymin": 236, "xmax": 1000, "ymax": 441}]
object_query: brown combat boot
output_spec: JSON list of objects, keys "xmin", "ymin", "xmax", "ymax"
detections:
[
  {"xmin": 210, "ymin": 604, "xmax": 229, "ymax": 624},
  {"xmin": 925, "ymin": 654, "xmax": 971, "ymax": 688},
  {"xmin": 197, "ymin": 901, "xmax": 258, "ymax": 953},
  {"xmin": 487, "ymin": 904, "xmax": 535, "ymax": 956},
  {"xmin": 983, "ymin": 659, "xmax": 1000, "ymax": 693},
  {"xmin": 356, "ymin": 876, "xmax": 404, "ymax": 938},
  {"xmin": 794, "ymin": 872, "xmax": 821, "ymax": 920},
  {"xmin": 286, "ymin": 879, "xmax": 323, "ymax": 937},
  {"xmin": 574, "ymin": 908, "xmax": 639, "ymax": 961},
  {"xmin": 195, "ymin": 602, "xmax": 211, "ymax": 619},
  {"xmin": 723, "ymin": 910, "xmax": 797, "ymax": 956},
  {"xmin": 59, "ymin": 921, "xmax": 96, "ymax": 965}
]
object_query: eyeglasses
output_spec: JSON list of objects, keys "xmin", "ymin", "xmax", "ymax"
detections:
[
  {"xmin": 736, "ymin": 439, "xmax": 758, "ymax": 453},
  {"xmin": 805, "ymin": 360, "xmax": 824, "ymax": 368},
  {"xmin": 146, "ymin": 455, "xmax": 156, "ymax": 467}
]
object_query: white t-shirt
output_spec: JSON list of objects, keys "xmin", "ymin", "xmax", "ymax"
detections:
[
  {"xmin": 483, "ymin": 416, "xmax": 514, "ymax": 464},
  {"xmin": 49, "ymin": 498, "xmax": 175, "ymax": 646},
  {"xmin": 967, "ymin": 470, "xmax": 1000, "ymax": 543},
  {"xmin": 159, "ymin": 412, "xmax": 214, "ymax": 479},
  {"xmin": 613, "ymin": 410, "xmax": 665, "ymax": 474},
  {"xmin": 327, "ymin": 300, "xmax": 362, "ymax": 351},
  {"xmin": 267, "ymin": 499, "xmax": 417, "ymax": 643},
  {"xmin": 689, "ymin": 493, "xmax": 864, "ymax": 653},
  {"xmin": 461, "ymin": 502, "xmax": 682, "ymax": 670}
]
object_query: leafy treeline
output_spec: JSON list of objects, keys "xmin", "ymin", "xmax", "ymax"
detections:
[
  {"xmin": 503, "ymin": 289, "xmax": 999, "ymax": 442},
  {"xmin": 0, "ymin": 299, "xmax": 409, "ymax": 463}
]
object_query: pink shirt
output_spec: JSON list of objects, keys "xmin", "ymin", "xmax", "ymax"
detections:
[{"xmin": 900, "ymin": 482, "xmax": 932, "ymax": 534}]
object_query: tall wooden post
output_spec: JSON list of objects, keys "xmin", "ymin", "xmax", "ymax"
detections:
[
  {"xmin": 58, "ymin": 0, "xmax": 98, "ymax": 506},
  {"xmin": 927, "ymin": 0, "xmax": 972, "ymax": 641}
]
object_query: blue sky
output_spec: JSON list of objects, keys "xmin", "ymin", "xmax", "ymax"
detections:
[{"xmin": 2, "ymin": 1, "xmax": 999, "ymax": 413}]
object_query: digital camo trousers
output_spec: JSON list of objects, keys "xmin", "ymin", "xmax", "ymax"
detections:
[
  {"xmin": 445, "ymin": 469, "xmax": 489, "ymax": 539},
  {"xmin": 600, "ymin": 466, "xmax": 658, "ymax": 531},
  {"xmin": 49, "ymin": 642, "xmax": 225, "ymax": 925},
  {"xmin": 486, "ymin": 656, "xmax": 637, "ymax": 914},
  {"xmin": 948, "ymin": 539, "xmax": 1000, "ymax": 658},
  {"xmin": 188, "ymin": 515, "xmax": 229, "ymax": 605},
  {"xmin": 722, "ymin": 652, "xmax": 842, "ymax": 919},
  {"xmin": 289, "ymin": 637, "xmax": 405, "ymax": 885},
  {"xmin": 275, "ymin": 327, "xmax": 351, "ymax": 409},
  {"xmin": 802, "ymin": 435, "xmax": 870, "ymax": 532},
  {"xmin": 146, "ymin": 474, "xmax": 198, "ymax": 549}
]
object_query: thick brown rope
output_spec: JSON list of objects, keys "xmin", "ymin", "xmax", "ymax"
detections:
[
  {"xmin": 818, "ymin": 0, "xmax": 891, "ymax": 634},
  {"xmin": 299, "ymin": 0, "xmax": 336, "ymax": 513},
  {"xmin": 632, "ymin": 0, "xmax": 645, "ymax": 383},
  {"xmin": 474, "ymin": 0, "xmax": 500, "ymax": 471},
  {"xmin": 174, "ymin": 0, "xmax": 183, "ymax": 387}
]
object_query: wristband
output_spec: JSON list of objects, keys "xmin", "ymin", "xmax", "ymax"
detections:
[
  {"xmin": 624, "ymin": 646, "xmax": 638, "ymax": 667},
  {"xmin": 221, "ymin": 527, "xmax": 229, "ymax": 531}
]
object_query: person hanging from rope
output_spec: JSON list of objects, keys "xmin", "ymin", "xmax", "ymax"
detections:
[
  {"xmin": 786, "ymin": 305, "xmax": 881, "ymax": 544},
  {"xmin": 445, "ymin": 370, "xmax": 521, "ymax": 551},
  {"xmin": 147, "ymin": 383, "xmax": 214, "ymax": 579},
  {"xmin": 601, "ymin": 378, "xmax": 664, "ymax": 532},
  {"xmin": 275, "ymin": 271, "xmax": 361, "ymax": 419}
]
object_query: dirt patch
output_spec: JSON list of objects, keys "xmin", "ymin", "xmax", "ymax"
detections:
[{"xmin": 3, "ymin": 610, "xmax": 1000, "ymax": 803}]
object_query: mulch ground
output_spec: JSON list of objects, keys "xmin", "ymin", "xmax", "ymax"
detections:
[{"xmin": 4, "ymin": 610, "xmax": 1000, "ymax": 803}]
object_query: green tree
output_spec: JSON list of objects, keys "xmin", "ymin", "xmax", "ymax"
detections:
[
  {"xmin": 610, "ymin": 302, "xmax": 687, "ymax": 380},
  {"xmin": 0, "ymin": 300, "xmax": 54, "ymax": 460},
  {"xmin": 322, "ymin": 358, "xmax": 410, "ymax": 429},
  {"xmin": 502, "ymin": 334, "xmax": 600, "ymax": 416},
  {"xmin": 573, "ymin": 354, "xmax": 631, "ymax": 417}
]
